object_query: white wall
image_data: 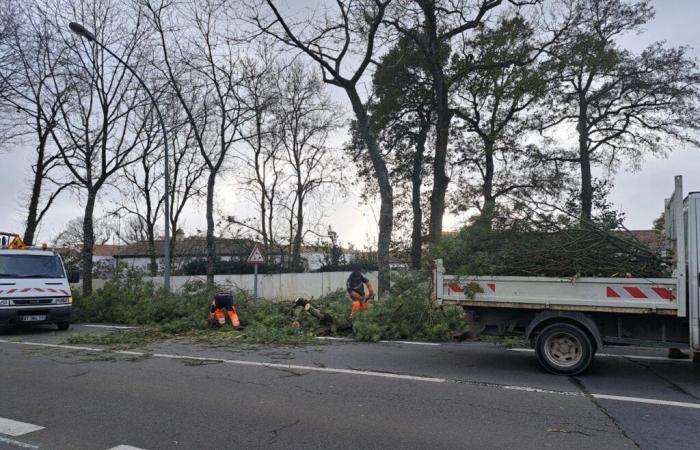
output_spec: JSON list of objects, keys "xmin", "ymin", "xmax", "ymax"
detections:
[{"xmin": 89, "ymin": 271, "xmax": 379, "ymax": 301}]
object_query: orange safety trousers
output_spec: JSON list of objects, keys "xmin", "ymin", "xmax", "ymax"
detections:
[
  {"xmin": 350, "ymin": 291, "xmax": 369, "ymax": 317},
  {"xmin": 211, "ymin": 306, "xmax": 240, "ymax": 328}
]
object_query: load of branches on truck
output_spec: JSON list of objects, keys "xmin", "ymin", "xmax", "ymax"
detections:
[{"xmin": 432, "ymin": 215, "xmax": 670, "ymax": 279}]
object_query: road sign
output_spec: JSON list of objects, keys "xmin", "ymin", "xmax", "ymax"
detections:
[
  {"xmin": 247, "ymin": 244, "xmax": 266, "ymax": 264},
  {"xmin": 247, "ymin": 244, "xmax": 266, "ymax": 301}
]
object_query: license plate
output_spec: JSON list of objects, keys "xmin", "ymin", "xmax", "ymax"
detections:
[{"xmin": 20, "ymin": 315, "xmax": 46, "ymax": 322}]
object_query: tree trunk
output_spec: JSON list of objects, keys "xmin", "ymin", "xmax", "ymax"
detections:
[
  {"xmin": 428, "ymin": 95, "xmax": 451, "ymax": 243},
  {"xmin": 577, "ymin": 101, "xmax": 592, "ymax": 223},
  {"xmin": 347, "ymin": 87, "xmax": 393, "ymax": 296},
  {"xmin": 147, "ymin": 223, "xmax": 157, "ymax": 277},
  {"xmin": 206, "ymin": 171, "xmax": 216, "ymax": 285},
  {"xmin": 421, "ymin": 2, "xmax": 451, "ymax": 244},
  {"xmin": 410, "ymin": 119, "xmax": 429, "ymax": 270},
  {"xmin": 291, "ymin": 187, "xmax": 304, "ymax": 272},
  {"xmin": 81, "ymin": 192, "xmax": 97, "ymax": 296},
  {"xmin": 479, "ymin": 140, "xmax": 496, "ymax": 230},
  {"xmin": 23, "ymin": 146, "xmax": 46, "ymax": 246}
]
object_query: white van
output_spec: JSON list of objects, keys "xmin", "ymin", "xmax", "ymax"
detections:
[{"xmin": 0, "ymin": 234, "xmax": 77, "ymax": 330}]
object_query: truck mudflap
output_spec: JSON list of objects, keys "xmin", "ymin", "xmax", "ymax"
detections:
[{"xmin": 433, "ymin": 259, "xmax": 678, "ymax": 314}]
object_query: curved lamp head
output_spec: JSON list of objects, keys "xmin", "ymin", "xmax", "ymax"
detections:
[{"xmin": 68, "ymin": 22, "xmax": 96, "ymax": 42}]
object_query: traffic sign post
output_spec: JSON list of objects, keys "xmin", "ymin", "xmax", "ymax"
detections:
[{"xmin": 247, "ymin": 244, "xmax": 267, "ymax": 300}]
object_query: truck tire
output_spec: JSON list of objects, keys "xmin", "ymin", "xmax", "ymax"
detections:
[
  {"xmin": 56, "ymin": 321, "xmax": 70, "ymax": 331},
  {"xmin": 535, "ymin": 322, "xmax": 593, "ymax": 376}
]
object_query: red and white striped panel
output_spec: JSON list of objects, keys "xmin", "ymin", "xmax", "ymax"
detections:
[
  {"xmin": 606, "ymin": 286, "xmax": 674, "ymax": 301},
  {"xmin": 447, "ymin": 282, "xmax": 496, "ymax": 296},
  {"xmin": 0, "ymin": 287, "xmax": 69, "ymax": 296}
]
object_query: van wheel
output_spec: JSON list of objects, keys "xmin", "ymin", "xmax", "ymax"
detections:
[
  {"xmin": 535, "ymin": 323, "xmax": 593, "ymax": 376},
  {"xmin": 57, "ymin": 321, "xmax": 70, "ymax": 331}
]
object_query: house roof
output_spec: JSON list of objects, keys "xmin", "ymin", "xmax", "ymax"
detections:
[
  {"xmin": 115, "ymin": 238, "xmax": 260, "ymax": 258},
  {"xmin": 622, "ymin": 230, "xmax": 666, "ymax": 252},
  {"xmin": 93, "ymin": 244, "xmax": 122, "ymax": 257}
]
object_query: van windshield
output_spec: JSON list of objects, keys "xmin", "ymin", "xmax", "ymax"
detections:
[{"xmin": 0, "ymin": 255, "xmax": 66, "ymax": 279}]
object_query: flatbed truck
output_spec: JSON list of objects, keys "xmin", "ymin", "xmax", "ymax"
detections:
[{"xmin": 433, "ymin": 176, "xmax": 699, "ymax": 375}]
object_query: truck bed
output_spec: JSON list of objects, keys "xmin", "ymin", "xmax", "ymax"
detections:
[{"xmin": 434, "ymin": 261, "xmax": 679, "ymax": 316}]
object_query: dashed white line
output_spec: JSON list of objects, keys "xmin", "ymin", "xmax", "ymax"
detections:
[
  {"xmin": 0, "ymin": 417, "xmax": 44, "ymax": 437},
  {"xmin": 0, "ymin": 435, "xmax": 39, "ymax": 449},
  {"xmin": 107, "ymin": 445, "xmax": 149, "ymax": 450},
  {"xmin": 83, "ymin": 325, "xmax": 139, "ymax": 330},
  {"xmin": 508, "ymin": 347, "xmax": 693, "ymax": 362},
  {"xmin": 4, "ymin": 339, "xmax": 700, "ymax": 410}
]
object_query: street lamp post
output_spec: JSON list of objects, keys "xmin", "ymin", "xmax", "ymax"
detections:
[{"xmin": 69, "ymin": 22, "xmax": 171, "ymax": 291}]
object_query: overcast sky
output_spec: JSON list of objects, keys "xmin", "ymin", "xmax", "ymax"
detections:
[{"xmin": 0, "ymin": 0, "xmax": 698, "ymax": 247}]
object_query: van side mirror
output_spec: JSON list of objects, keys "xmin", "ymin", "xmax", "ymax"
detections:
[{"xmin": 68, "ymin": 270, "xmax": 80, "ymax": 284}]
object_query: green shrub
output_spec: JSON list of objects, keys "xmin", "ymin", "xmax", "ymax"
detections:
[
  {"xmin": 352, "ymin": 272, "xmax": 467, "ymax": 342},
  {"xmin": 72, "ymin": 268, "xmax": 213, "ymax": 332},
  {"xmin": 72, "ymin": 269, "xmax": 467, "ymax": 345}
]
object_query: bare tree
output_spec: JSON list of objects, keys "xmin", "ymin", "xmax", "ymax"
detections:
[
  {"xmin": 43, "ymin": 0, "xmax": 153, "ymax": 295},
  {"xmin": 0, "ymin": 5, "xmax": 74, "ymax": 245},
  {"xmin": 146, "ymin": 0, "xmax": 249, "ymax": 284},
  {"xmin": 255, "ymin": 0, "xmax": 394, "ymax": 295},
  {"xmin": 235, "ymin": 49, "xmax": 284, "ymax": 257},
  {"xmin": 53, "ymin": 215, "xmax": 113, "ymax": 250},
  {"xmin": 276, "ymin": 61, "xmax": 343, "ymax": 271},
  {"xmin": 112, "ymin": 100, "xmax": 165, "ymax": 275},
  {"xmin": 166, "ymin": 103, "xmax": 206, "ymax": 259}
]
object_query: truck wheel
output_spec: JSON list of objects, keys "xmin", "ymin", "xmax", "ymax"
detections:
[
  {"xmin": 535, "ymin": 322, "xmax": 593, "ymax": 376},
  {"xmin": 56, "ymin": 321, "xmax": 70, "ymax": 331}
]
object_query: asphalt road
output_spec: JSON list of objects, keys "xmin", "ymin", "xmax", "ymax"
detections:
[{"xmin": 0, "ymin": 324, "xmax": 699, "ymax": 450}]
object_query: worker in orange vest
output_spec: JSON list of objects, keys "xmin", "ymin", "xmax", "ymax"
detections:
[
  {"xmin": 209, "ymin": 292, "xmax": 240, "ymax": 328},
  {"xmin": 346, "ymin": 270, "xmax": 375, "ymax": 318}
]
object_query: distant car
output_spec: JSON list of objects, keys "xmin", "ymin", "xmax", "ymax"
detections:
[{"xmin": 0, "ymin": 234, "xmax": 77, "ymax": 331}]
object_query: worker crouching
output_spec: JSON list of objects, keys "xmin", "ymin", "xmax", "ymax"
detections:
[
  {"xmin": 209, "ymin": 292, "xmax": 240, "ymax": 329},
  {"xmin": 346, "ymin": 270, "xmax": 375, "ymax": 318}
]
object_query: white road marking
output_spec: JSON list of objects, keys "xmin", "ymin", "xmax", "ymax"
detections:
[
  {"xmin": 0, "ymin": 417, "xmax": 44, "ymax": 437},
  {"xmin": 150, "ymin": 352, "xmax": 448, "ymax": 383},
  {"xmin": 0, "ymin": 436, "xmax": 39, "ymax": 449},
  {"xmin": 107, "ymin": 446, "xmax": 149, "ymax": 450},
  {"xmin": 83, "ymin": 325, "xmax": 139, "ymax": 329},
  {"xmin": 508, "ymin": 347, "xmax": 693, "ymax": 362},
  {"xmin": 380, "ymin": 340, "xmax": 441, "ymax": 346},
  {"xmin": 3, "ymin": 339, "xmax": 700, "ymax": 410},
  {"xmin": 592, "ymin": 394, "xmax": 700, "ymax": 410},
  {"xmin": 315, "ymin": 336, "xmax": 441, "ymax": 346}
]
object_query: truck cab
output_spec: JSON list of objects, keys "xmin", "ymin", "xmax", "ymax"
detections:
[{"xmin": 0, "ymin": 233, "xmax": 76, "ymax": 330}]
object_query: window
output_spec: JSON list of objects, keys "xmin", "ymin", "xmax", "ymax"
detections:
[{"xmin": 0, "ymin": 255, "xmax": 66, "ymax": 279}]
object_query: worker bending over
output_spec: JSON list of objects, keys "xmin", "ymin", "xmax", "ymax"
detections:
[
  {"xmin": 346, "ymin": 270, "xmax": 375, "ymax": 318},
  {"xmin": 209, "ymin": 292, "xmax": 240, "ymax": 328}
]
